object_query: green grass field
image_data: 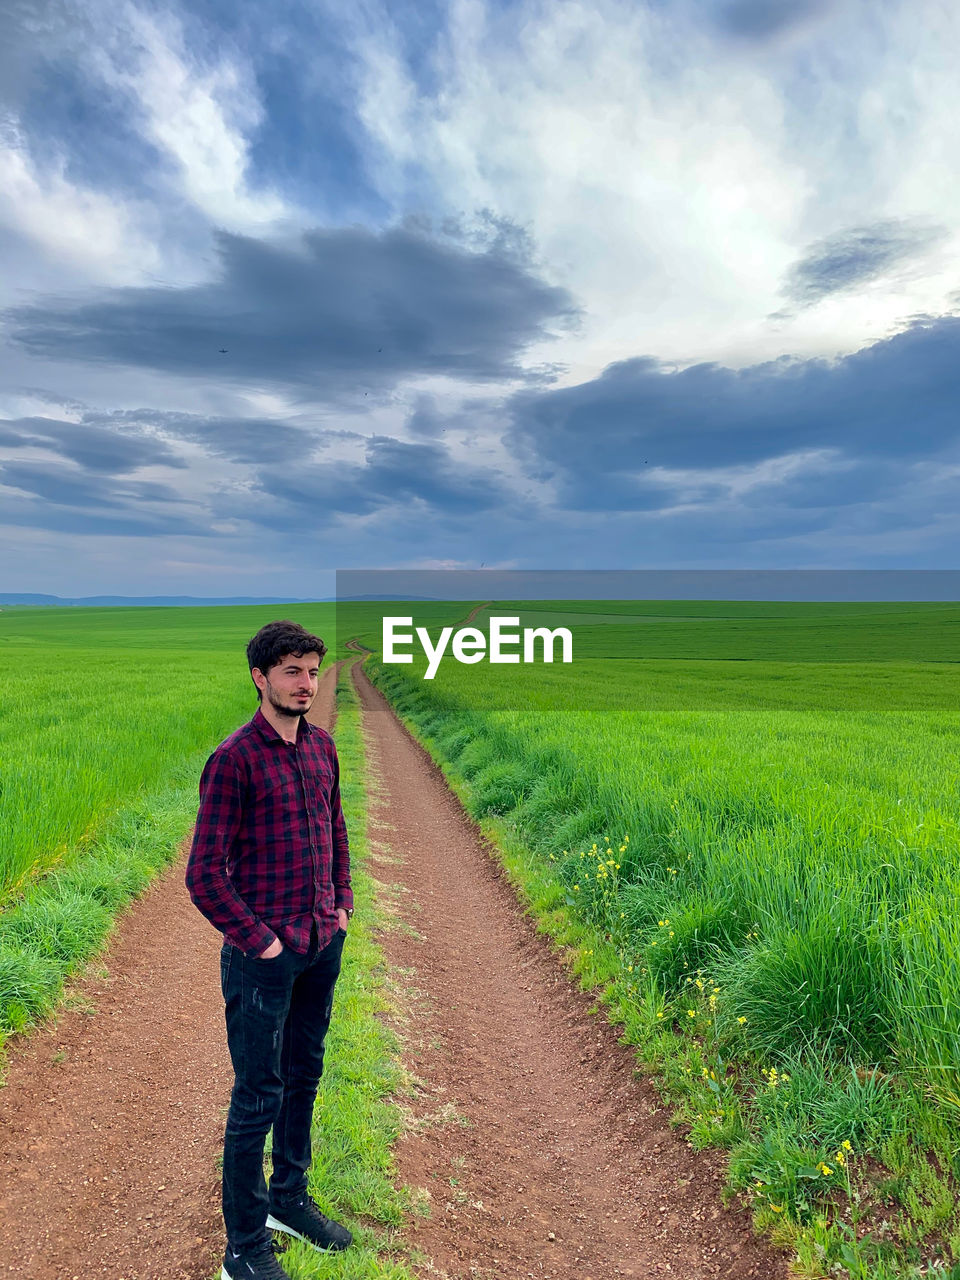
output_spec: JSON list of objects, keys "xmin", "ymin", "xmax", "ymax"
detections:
[
  {"xmin": 0, "ymin": 603, "xmax": 337, "ymax": 898},
  {"xmin": 347, "ymin": 598, "xmax": 960, "ymax": 1278},
  {"xmin": 338, "ymin": 598, "xmax": 960, "ymax": 710},
  {"xmin": 0, "ymin": 603, "xmax": 336, "ymax": 1034}
]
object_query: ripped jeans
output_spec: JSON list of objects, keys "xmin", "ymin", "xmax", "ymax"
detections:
[{"xmin": 219, "ymin": 926, "xmax": 345, "ymax": 1253}]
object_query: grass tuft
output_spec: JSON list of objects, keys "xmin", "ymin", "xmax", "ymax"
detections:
[{"xmin": 0, "ymin": 769, "xmax": 206, "ymax": 1041}]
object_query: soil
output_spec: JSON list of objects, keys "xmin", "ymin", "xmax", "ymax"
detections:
[
  {"xmin": 0, "ymin": 669, "xmax": 338, "ymax": 1280},
  {"xmin": 353, "ymin": 660, "xmax": 788, "ymax": 1280}
]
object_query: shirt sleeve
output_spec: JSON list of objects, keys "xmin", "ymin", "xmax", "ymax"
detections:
[
  {"xmin": 328, "ymin": 742, "xmax": 353, "ymax": 913},
  {"xmin": 184, "ymin": 748, "xmax": 277, "ymax": 957}
]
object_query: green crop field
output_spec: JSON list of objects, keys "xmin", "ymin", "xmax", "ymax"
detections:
[
  {"xmin": 0, "ymin": 603, "xmax": 336, "ymax": 1031},
  {"xmin": 347, "ymin": 598, "xmax": 960, "ymax": 1277}
]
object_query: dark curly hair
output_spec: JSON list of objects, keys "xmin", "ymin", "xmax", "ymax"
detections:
[{"xmin": 246, "ymin": 620, "xmax": 328, "ymax": 700}]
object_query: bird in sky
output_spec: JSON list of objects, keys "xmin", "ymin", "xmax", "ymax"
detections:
[{"xmin": 219, "ymin": 348, "xmax": 228, "ymax": 354}]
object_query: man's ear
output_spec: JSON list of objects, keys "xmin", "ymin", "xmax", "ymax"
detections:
[{"xmin": 251, "ymin": 666, "xmax": 268, "ymax": 694}]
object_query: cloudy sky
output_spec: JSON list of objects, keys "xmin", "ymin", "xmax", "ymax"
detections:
[{"xmin": 1, "ymin": 0, "xmax": 959, "ymax": 596}]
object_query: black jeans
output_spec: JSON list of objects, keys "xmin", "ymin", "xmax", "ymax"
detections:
[{"xmin": 219, "ymin": 925, "xmax": 345, "ymax": 1253}]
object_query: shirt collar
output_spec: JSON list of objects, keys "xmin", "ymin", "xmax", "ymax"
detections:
[{"xmin": 251, "ymin": 706, "xmax": 316, "ymax": 743}]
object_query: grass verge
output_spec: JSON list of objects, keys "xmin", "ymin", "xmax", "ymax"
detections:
[
  {"xmin": 0, "ymin": 752, "xmax": 211, "ymax": 1052},
  {"xmin": 271, "ymin": 665, "xmax": 418, "ymax": 1279},
  {"xmin": 367, "ymin": 659, "xmax": 960, "ymax": 1280}
]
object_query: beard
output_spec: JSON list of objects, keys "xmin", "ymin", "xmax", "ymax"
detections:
[{"xmin": 265, "ymin": 682, "xmax": 311, "ymax": 718}]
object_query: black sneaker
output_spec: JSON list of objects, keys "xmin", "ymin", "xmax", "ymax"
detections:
[
  {"xmin": 266, "ymin": 1193, "xmax": 353, "ymax": 1252},
  {"xmin": 221, "ymin": 1238, "xmax": 289, "ymax": 1280}
]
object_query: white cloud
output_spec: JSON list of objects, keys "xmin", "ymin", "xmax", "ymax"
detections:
[
  {"xmin": 643, "ymin": 448, "xmax": 848, "ymax": 509},
  {"xmin": 346, "ymin": 0, "xmax": 960, "ymax": 376},
  {"xmin": 0, "ymin": 115, "xmax": 162, "ymax": 284},
  {"xmin": 92, "ymin": 4, "xmax": 288, "ymax": 231},
  {"xmin": 0, "ymin": 0, "xmax": 286, "ymax": 295}
]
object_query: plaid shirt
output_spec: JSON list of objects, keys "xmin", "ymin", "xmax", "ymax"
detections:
[{"xmin": 185, "ymin": 707, "xmax": 352, "ymax": 957}]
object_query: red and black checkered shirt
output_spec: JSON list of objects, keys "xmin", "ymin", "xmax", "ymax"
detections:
[{"xmin": 185, "ymin": 707, "xmax": 353, "ymax": 957}]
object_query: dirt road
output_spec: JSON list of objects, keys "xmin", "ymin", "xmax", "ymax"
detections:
[
  {"xmin": 353, "ymin": 660, "xmax": 785, "ymax": 1280},
  {"xmin": 0, "ymin": 669, "xmax": 338, "ymax": 1279}
]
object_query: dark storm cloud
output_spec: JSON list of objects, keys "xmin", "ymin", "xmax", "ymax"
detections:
[
  {"xmin": 0, "ymin": 415, "xmax": 186, "ymax": 473},
  {"xmin": 403, "ymin": 392, "xmax": 502, "ymax": 442},
  {"xmin": 785, "ymin": 221, "xmax": 946, "ymax": 306},
  {"xmin": 405, "ymin": 393, "xmax": 450, "ymax": 438},
  {"xmin": 0, "ymin": 409, "xmax": 209, "ymax": 537},
  {"xmin": 95, "ymin": 408, "xmax": 361, "ymax": 465},
  {"xmin": 0, "ymin": 494, "xmax": 210, "ymax": 538},
  {"xmin": 0, "ymin": 407, "xmax": 362, "ymax": 473},
  {"xmin": 361, "ymin": 436, "xmax": 509, "ymax": 513},
  {"xmin": 507, "ymin": 315, "xmax": 960, "ymax": 511},
  {"xmin": 159, "ymin": 414, "xmax": 324, "ymax": 464},
  {"xmin": 0, "ymin": 423, "xmax": 48, "ymax": 449},
  {"xmin": 236, "ymin": 435, "xmax": 511, "ymax": 530},
  {"xmin": 0, "ymin": 459, "xmax": 184, "ymax": 508},
  {"xmin": 0, "ymin": 464, "xmax": 210, "ymax": 536},
  {"xmin": 739, "ymin": 458, "xmax": 903, "ymax": 510},
  {"xmin": 717, "ymin": 0, "xmax": 833, "ymax": 40},
  {"xmin": 6, "ymin": 226, "xmax": 577, "ymax": 397}
]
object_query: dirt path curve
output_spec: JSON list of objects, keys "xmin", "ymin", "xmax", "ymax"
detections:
[
  {"xmin": 354, "ymin": 660, "xmax": 786, "ymax": 1280},
  {"xmin": 0, "ymin": 666, "xmax": 339, "ymax": 1280}
]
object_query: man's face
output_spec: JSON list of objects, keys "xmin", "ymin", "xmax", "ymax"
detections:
[{"xmin": 252, "ymin": 651, "xmax": 321, "ymax": 718}]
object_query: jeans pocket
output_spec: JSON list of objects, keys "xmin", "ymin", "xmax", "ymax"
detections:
[
  {"xmin": 249, "ymin": 950, "xmax": 289, "ymax": 979},
  {"xmin": 220, "ymin": 942, "xmax": 235, "ymax": 994}
]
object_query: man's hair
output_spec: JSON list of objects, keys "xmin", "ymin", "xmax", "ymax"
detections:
[{"xmin": 246, "ymin": 620, "xmax": 328, "ymax": 700}]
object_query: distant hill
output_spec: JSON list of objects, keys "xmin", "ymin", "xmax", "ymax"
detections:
[
  {"xmin": 0, "ymin": 593, "xmax": 321, "ymax": 607},
  {"xmin": 0, "ymin": 593, "xmax": 439, "ymax": 607}
]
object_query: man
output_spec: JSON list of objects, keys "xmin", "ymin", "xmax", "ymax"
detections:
[{"xmin": 186, "ymin": 619, "xmax": 354, "ymax": 1280}]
